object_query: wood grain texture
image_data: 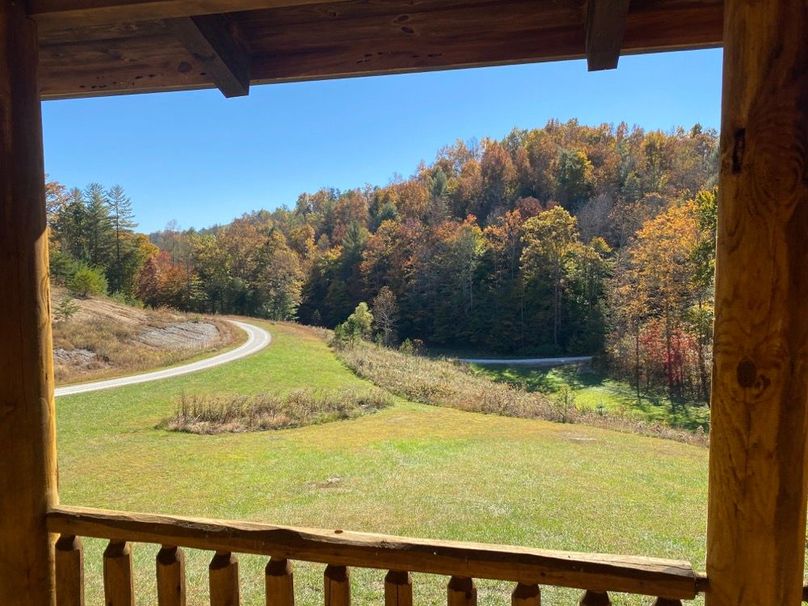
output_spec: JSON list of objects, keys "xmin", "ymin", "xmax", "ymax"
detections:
[
  {"xmin": 511, "ymin": 583, "xmax": 540, "ymax": 606},
  {"xmin": 55, "ymin": 535, "xmax": 84, "ymax": 606},
  {"xmin": 324, "ymin": 565, "xmax": 350, "ymax": 606},
  {"xmin": 0, "ymin": 3, "xmax": 58, "ymax": 605},
  {"xmin": 170, "ymin": 14, "xmax": 249, "ymax": 97},
  {"xmin": 210, "ymin": 551, "xmax": 240, "ymax": 606},
  {"xmin": 265, "ymin": 558, "xmax": 294, "ymax": 606},
  {"xmin": 705, "ymin": 0, "xmax": 808, "ymax": 604},
  {"xmin": 103, "ymin": 541, "xmax": 133, "ymax": 606},
  {"xmin": 28, "ymin": 0, "xmax": 352, "ymax": 27},
  {"xmin": 447, "ymin": 576, "xmax": 477, "ymax": 606},
  {"xmin": 156, "ymin": 545, "xmax": 186, "ymax": 606},
  {"xmin": 35, "ymin": 0, "xmax": 722, "ymax": 99},
  {"xmin": 585, "ymin": 0, "xmax": 631, "ymax": 70},
  {"xmin": 384, "ymin": 571, "xmax": 412, "ymax": 606},
  {"xmin": 46, "ymin": 505, "xmax": 700, "ymax": 599}
]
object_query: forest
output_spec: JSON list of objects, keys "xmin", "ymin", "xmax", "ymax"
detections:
[{"xmin": 46, "ymin": 119, "xmax": 718, "ymax": 404}]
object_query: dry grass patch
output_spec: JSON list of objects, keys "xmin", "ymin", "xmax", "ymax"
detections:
[
  {"xmin": 164, "ymin": 387, "xmax": 393, "ymax": 434},
  {"xmin": 335, "ymin": 340, "xmax": 708, "ymax": 446},
  {"xmin": 52, "ymin": 289, "xmax": 240, "ymax": 384}
]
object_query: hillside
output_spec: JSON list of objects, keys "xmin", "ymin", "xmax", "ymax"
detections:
[
  {"xmin": 57, "ymin": 321, "xmax": 707, "ymax": 606},
  {"xmin": 51, "ymin": 288, "xmax": 240, "ymax": 384}
]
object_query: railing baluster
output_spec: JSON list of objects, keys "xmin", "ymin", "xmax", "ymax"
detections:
[
  {"xmin": 266, "ymin": 558, "xmax": 294, "ymax": 606},
  {"xmin": 652, "ymin": 600, "xmax": 683, "ymax": 606},
  {"xmin": 103, "ymin": 540, "xmax": 134, "ymax": 606},
  {"xmin": 324, "ymin": 564, "xmax": 350, "ymax": 606},
  {"xmin": 55, "ymin": 535, "xmax": 84, "ymax": 606},
  {"xmin": 384, "ymin": 570, "xmax": 412, "ymax": 606},
  {"xmin": 209, "ymin": 551, "xmax": 240, "ymax": 606},
  {"xmin": 579, "ymin": 590, "xmax": 611, "ymax": 605},
  {"xmin": 511, "ymin": 582, "xmax": 540, "ymax": 606},
  {"xmin": 157, "ymin": 545, "xmax": 186, "ymax": 606},
  {"xmin": 447, "ymin": 576, "xmax": 477, "ymax": 606}
]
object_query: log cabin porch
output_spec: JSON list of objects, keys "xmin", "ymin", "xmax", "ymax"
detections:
[{"xmin": 0, "ymin": 0, "xmax": 805, "ymax": 604}]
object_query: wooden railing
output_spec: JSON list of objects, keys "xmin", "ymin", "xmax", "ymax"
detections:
[{"xmin": 47, "ymin": 505, "xmax": 706, "ymax": 605}]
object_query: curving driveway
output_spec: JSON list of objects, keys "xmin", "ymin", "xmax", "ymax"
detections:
[{"xmin": 55, "ymin": 320, "xmax": 271, "ymax": 398}]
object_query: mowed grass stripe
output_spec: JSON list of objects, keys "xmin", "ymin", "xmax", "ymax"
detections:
[{"xmin": 57, "ymin": 321, "xmax": 708, "ymax": 606}]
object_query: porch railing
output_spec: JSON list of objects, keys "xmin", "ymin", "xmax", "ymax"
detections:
[{"xmin": 47, "ymin": 505, "xmax": 706, "ymax": 605}]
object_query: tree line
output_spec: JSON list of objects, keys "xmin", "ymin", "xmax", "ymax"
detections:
[{"xmin": 47, "ymin": 119, "xmax": 719, "ymax": 404}]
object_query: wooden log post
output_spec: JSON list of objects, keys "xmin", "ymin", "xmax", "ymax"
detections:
[
  {"xmin": 579, "ymin": 590, "xmax": 610, "ymax": 606},
  {"xmin": 157, "ymin": 545, "xmax": 187, "ymax": 606},
  {"xmin": 0, "ymin": 1, "xmax": 58, "ymax": 605},
  {"xmin": 384, "ymin": 570, "xmax": 412, "ymax": 606},
  {"xmin": 265, "ymin": 558, "xmax": 294, "ymax": 606},
  {"xmin": 209, "ymin": 551, "xmax": 240, "ymax": 606},
  {"xmin": 55, "ymin": 535, "xmax": 84, "ymax": 606},
  {"xmin": 705, "ymin": 0, "xmax": 808, "ymax": 605},
  {"xmin": 103, "ymin": 541, "xmax": 134, "ymax": 606},
  {"xmin": 511, "ymin": 583, "xmax": 540, "ymax": 606},
  {"xmin": 323, "ymin": 565, "xmax": 350, "ymax": 606},
  {"xmin": 447, "ymin": 576, "xmax": 477, "ymax": 606}
]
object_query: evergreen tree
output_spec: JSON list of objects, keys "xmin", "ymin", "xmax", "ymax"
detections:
[
  {"xmin": 106, "ymin": 185, "xmax": 137, "ymax": 293},
  {"xmin": 83, "ymin": 183, "xmax": 114, "ymax": 269}
]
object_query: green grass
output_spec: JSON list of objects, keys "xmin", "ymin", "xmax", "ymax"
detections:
[
  {"xmin": 473, "ymin": 364, "xmax": 711, "ymax": 432},
  {"xmin": 57, "ymin": 322, "xmax": 708, "ymax": 605}
]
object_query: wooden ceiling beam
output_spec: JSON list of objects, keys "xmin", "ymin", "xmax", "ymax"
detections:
[
  {"xmin": 28, "ymin": 0, "xmax": 350, "ymax": 28},
  {"xmin": 36, "ymin": 0, "xmax": 724, "ymax": 100},
  {"xmin": 585, "ymin": 0, "xmax": 631, "ymax": 70},
  {"xmin": 171, "ymin": 15, "xmax": 250, "ymax": 97}
]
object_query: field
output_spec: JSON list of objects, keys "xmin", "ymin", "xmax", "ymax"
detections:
[
  {"xmin": 57, "ymin": 321, "xmax": 708, "ymax": 605},
  {"xmin": 473, "ymin": 364, "xmax": 711, "ymax": 432}
]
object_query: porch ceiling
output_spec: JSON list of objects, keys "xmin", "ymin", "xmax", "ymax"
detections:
[{"xmin": 31, "ymin": 0, "xmax": 724, "ymax": 100}]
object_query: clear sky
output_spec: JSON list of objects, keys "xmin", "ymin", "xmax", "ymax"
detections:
[{"xmin": 42, "ymin": 48, "xmax": 723, "ymax": 234}]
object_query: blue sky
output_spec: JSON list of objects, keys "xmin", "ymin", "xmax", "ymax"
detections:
[{"xmin": 42, "ymin": 48, "xmax": 723, "ymax": 234}]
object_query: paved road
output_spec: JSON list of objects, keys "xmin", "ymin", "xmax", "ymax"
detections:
[
  {"xmin": 55, "ymin": 320, "xmax": 271, "ymax": 397},
  {"xmin": 459, "ymin": 355, "xmax": 593, "ymax": 367}
]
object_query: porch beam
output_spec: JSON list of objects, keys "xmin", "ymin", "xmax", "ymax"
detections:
[
  {"xmin": 585, "ymin": 0, "xmax": 631, "ymax": 70},
  {"xmin": 171, "ymin": 14, "xmax": 250, "ymax": 98},
  {"xmin": 27, "ymin": 0, "xmax": 350, "ymax": 28},
  {"xmin": 0, "ymin": 1, "xmax": 59, "ymax": 605},
  {"xmin": 705, "ymin": 0, "xmax": 808, "ymax": 604}
]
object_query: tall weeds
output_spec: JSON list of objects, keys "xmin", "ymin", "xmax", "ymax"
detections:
[
  {"xmin": 165, "ymin": 388, "xmax": 392, "ymax": 434},
  {"xmin": 334, "ymin": 340, "xmax": 708, "ymax": 446}
]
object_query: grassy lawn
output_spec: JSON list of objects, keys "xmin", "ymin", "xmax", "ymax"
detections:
[
  {"xmin": 57, "ymin": 322, "xmax": 708, "ymax": 605},
  {"xmin": 473, "ymin": 364, "xmax": 711, "ymax": 432}
]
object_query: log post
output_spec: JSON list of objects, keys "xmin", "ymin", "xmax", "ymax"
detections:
[
  {"xmin": 209, "ymin": 551, "xmax": 240, "ymax": 606},
  {"xmin": 447, "ymin": 576, "xmax": 477, "ymax": 606},
  {"xmin": 157, "ymin": 545, "xmax": 186, "ymax": 606},
  {"xmin": 511, "ymin": 582, "xmax": 540, "ymax": 606},
  {"xmin": 0, "ymin": 1, "xmax": 58, "ymax": 605},
  {"xmin": 705, "ymin": 0, "xmax": 808, "ymax": 604},
  {"xmin": 384, "ymin": 570, "xmax": 412, "ymax": 606},
  {"xmin": 578, "ymin": 591, "xmax": 610, "ymax": 606},
  {"xmin": 54, "ymin": 535, "xmax": 84, "ymax": 606},
  {"xmin": 103, "ymin": 541, "xmax": 134, "ymax": 606},
  {"xmin": 323, "ymin": 565, "xmax": 350, "ymax": 606},
  {"xmin": 265, "ymin": 558, "xmax": 294, "ymax": 606}
]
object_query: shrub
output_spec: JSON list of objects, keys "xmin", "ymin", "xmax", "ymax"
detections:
[
  {"xmin": 53, "ymin": 296, "xmax": 80, "ymax": 323},
  {"xmin": 49, "ymin": 250, "xmax": 81, "ymax": 285},
  {"xmin": 68, "ymin": 265, "xmax": 108, "ymax": 298},
  {"xmin": 333, "ymin": 302, "xmax": 374, "ymax": 346}
]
